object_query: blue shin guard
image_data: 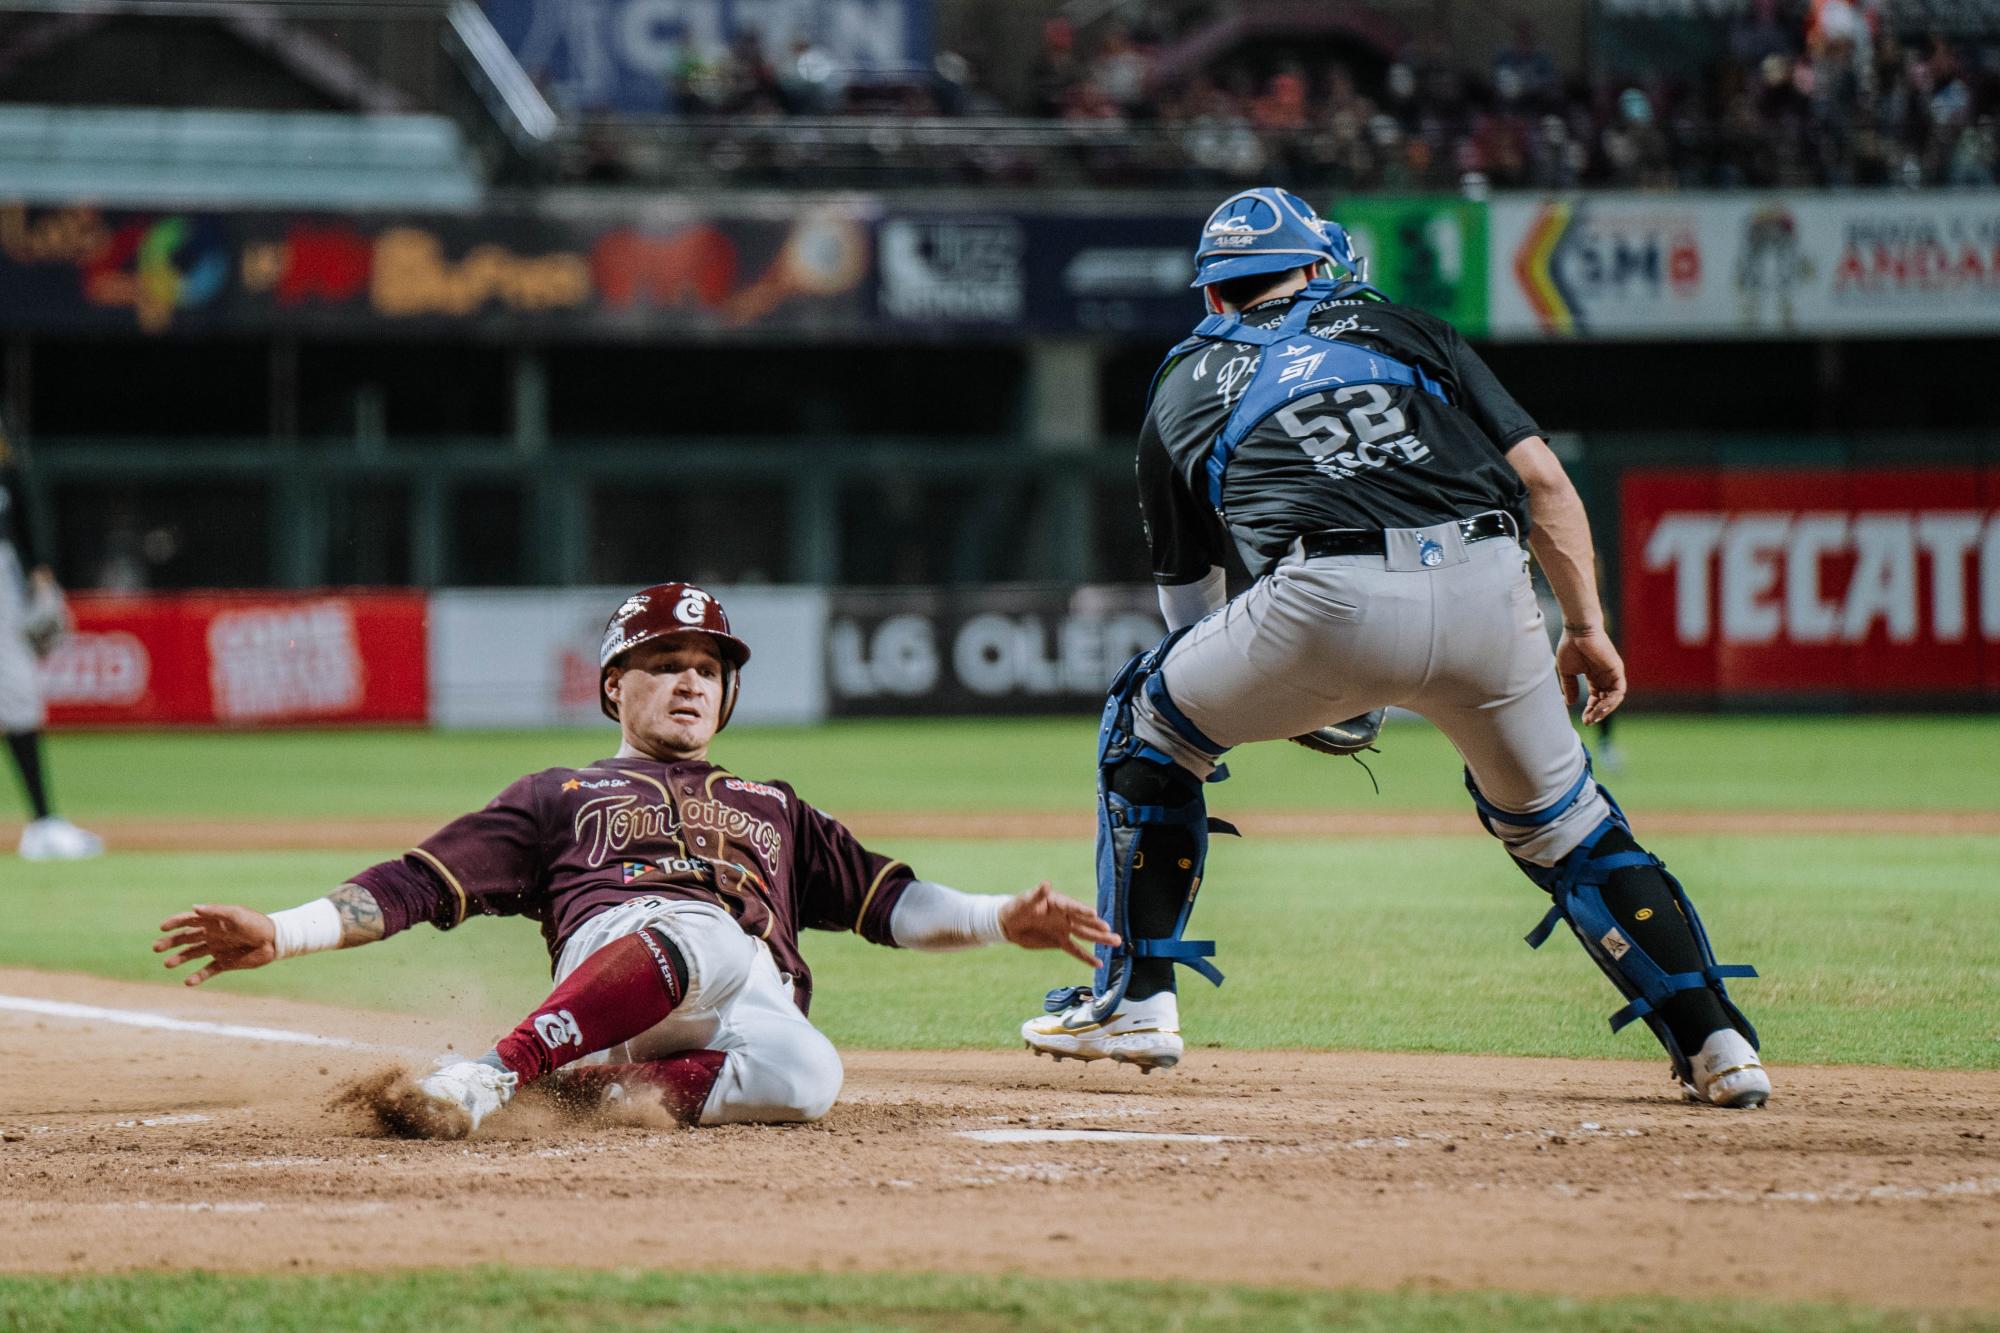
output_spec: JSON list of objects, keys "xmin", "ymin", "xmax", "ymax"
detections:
[
  {"xmin": 1078, "ymin": 633, "xmax": 1237, "ymax": 1024},
  {"xmin": 1469, "ymin": 766, "xmax": 1759, "ymax": 1083}
]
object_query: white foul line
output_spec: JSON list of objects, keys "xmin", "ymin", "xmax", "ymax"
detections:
[
  {"xmin": 0, "ymin": 994, "xmax": 372, "ymax": 1049},
  {"xmin": 957, "ymin": 1128, "xmax": 1243, "ymax": 1145}
]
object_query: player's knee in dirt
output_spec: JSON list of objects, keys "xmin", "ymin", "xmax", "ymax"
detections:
[{"xmin": 711, "ymin": 1031, "xmax": 843, "ymax": 1124}]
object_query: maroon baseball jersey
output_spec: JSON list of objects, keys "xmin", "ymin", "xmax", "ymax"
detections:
[{"xmin": 349, "ymin": 756, "xmax": 915, "ymax": 1013}]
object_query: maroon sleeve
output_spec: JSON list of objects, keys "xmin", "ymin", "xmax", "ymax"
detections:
[
  {"xmin": 787, "ymin": 785, "xmax": 915, "ymax": 946},
  {"xmin": 350, "ymin": 773, "xmax": 549, "ymax": 935}
]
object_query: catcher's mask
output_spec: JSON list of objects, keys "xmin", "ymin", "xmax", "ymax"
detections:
[
  {"xmin": 1189, "ymin": 186, "xmax": 1365, "ymax": 310},
  {"xmin": 598, "ymin": 582, "xmax": 752, "ymax": 729}
]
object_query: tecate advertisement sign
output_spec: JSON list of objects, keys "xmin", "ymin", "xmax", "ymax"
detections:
[{"xmin": 1620, "ymin": 468, "xmax": 2000, "ymax": 700}]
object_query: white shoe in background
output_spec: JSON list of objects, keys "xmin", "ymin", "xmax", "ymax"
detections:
[{"xmin": 18, "ymin": 816, "xmax": 104, "ymax": 861}]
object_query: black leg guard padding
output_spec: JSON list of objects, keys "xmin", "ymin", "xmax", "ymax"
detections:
[
  {"xmin": 1109, "ymin": 758, "xmax": 1201, "ymax": 1002},
  {"xmin": 1519, "ymin": 817, "xmax": 1759, "ymax": 1085}
]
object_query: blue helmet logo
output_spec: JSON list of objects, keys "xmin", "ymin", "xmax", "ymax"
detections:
[{"xmin": 1191, "ymin": 187, "xmax": 1359, "ymax": 289}]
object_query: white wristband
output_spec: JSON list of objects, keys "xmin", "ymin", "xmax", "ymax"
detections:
[{"xmin": 270, "ymin": 899, "xmax": 343, "ymax": 959}]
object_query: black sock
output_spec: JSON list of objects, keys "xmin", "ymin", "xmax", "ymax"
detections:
[
  {"xmin": 1589, "ymin": 826, "xmax": 1732, "ymax": 1055},
  {"xmin": 6, "ymin": 731, "xmax": 50, "ymax": 821}
]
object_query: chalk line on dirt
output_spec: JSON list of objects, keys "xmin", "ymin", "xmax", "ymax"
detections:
[
  {"xmin": 958, "ymin": 1128, "xmax": 1244, "ymax": 1144},
  {"xmin": 0, "ymin": 994, "xmax": 376, "ymax": 1049}
]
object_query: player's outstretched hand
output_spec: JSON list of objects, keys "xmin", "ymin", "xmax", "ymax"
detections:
[
  {"xmin": 1557, "ymin": 626, "xmax": 1627, "ymax": 725},
  {"xmin": 999, "ymin": 881, "xmax": 1120, "ymax": 968},
  {"xmin": 153, "ymin": 904, "xmax": 278, "ymax": 987}
]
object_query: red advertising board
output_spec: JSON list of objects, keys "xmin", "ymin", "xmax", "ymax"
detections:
[
  {"xmin": 1620, "ymin": 467, "xmax": 2000, "ymax": 699},
  {"xmin": 40, "ymin": 592, "xmax": 428, "ymax": 727}
]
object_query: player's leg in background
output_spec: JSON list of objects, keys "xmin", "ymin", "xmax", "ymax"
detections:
[
  {"xmin": 0, "ymin": 618, "xmax": 100, "ymax": 860},
  {"xmin": 1412, "ymin": 542, "xmax": 1766, "ymax": 1106},
  {"xmin": 6, "ymin": 729, "xmax": 50, "ymax": 821},
  {"xmin": 1593, "ymin": 703, "xmax": 1622, "ymax": 772}
]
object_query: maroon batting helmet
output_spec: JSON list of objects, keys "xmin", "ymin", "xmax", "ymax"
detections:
[{"xmin": 598, "ymin": 582, "xmax": 753, "ymax": 727}]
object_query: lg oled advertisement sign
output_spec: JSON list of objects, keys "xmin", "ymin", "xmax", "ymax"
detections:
[{"xmin": 1620, "ymin": 468, "xmax": 2000, "ymax": 701}]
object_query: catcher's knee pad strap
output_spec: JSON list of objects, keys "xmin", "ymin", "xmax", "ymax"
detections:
[
  {"xmin": 1516, "ymin": 808, "xmax": 1759, "ymax": 1080},
  {"xmin": 1088, "ymin": 633, "xmax": 1238, "ymax": 1021}
]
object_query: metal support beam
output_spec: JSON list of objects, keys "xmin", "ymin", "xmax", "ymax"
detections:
[
  {"xmin": 790, "ymin": 473, "xmax": 839, "ymax": 585},
  {"xmin": 1024, "ymin": 338, "xmax": 1101, "ymax": 582},
  {"xmin": 411, "ymin": 474, "xmax": 450, "ymax": 588}
]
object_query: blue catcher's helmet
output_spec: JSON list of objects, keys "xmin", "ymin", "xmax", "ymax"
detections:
[{"xmin": 1189, "ymin": 186, "xmax": 1362, "ymax": 289}]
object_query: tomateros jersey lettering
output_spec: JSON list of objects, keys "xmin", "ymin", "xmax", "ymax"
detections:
[
  {"xmin": 1140, "ymin": 295, "xmax": 1539, "ymax": 582},
  {"xmin": 347, "ymin": 756, "xmax": 916, "ymax": 1014},
  {"xmin": 573, "ymin": 793, "xmax": 682, "ymax": 866}
]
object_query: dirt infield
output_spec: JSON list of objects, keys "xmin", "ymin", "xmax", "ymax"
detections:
[
  {"xmin": 3, "ymin": 968, "xmax": 1995, "ymax": 1311},
  {"xmin": 17, "ymin": 807, "xmax": 2000, "ymax": 851}
]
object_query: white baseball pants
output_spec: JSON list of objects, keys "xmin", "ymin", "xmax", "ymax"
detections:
[{"xmin": 554, "ymin": 898, "xmax": 843, "ymax": 1126}]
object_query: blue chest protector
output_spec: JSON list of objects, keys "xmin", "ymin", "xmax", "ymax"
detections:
[{"xmin": 1149, "ymin": 279, "xmax": 1453, "ymax": 515}]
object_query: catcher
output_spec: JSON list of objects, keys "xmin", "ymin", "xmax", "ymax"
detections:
[{"xmin": 154, "ymin": 581, "xmax": 1115, "ymax": 1136}]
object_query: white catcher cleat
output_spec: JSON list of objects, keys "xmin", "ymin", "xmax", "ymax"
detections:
[
  {"xmin": 1682, "ymin": 1029, "xmax": 1771, "ymax": 1109},
  {"xmin": 18, "ymin": 816, "xmax": 104, "ymax": 861},
  {"xmin": 411, "ymin": 1058, "xmax": 519, "ymax": 1139},
  {"xmin": 1022, "ymin": 989, "xmax": 1184, "ymax": 1072}
]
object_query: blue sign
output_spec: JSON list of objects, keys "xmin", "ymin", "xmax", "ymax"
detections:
[{"xmin": 482, "ymin": 0, "xmax": 932, "ymax": 114}]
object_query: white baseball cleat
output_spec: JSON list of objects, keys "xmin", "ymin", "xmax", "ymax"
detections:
[
  {"xmin": 18, "ymin": 816, "xmax": 104, "ymax": 861},
  {"xmin": 1022, "ymin": 990, "xmax": 1184, "ymax": 1071},
  {"xmin": 412, "ymin": 1058, "xmax": 519, "ymax": 1139},
  {"xmin": 1682, "ymin": 1029, "xmax": 1771, "ymax": 1108}
]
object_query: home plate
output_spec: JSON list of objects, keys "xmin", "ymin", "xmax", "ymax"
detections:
[{"xmin": 957, "ymin": 1128, "xmax": 1243, "ymax": 1145}]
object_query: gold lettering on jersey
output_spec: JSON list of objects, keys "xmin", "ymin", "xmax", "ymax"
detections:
[
  {"xmin": 573, "ymin": 793, "xmax": 682, "ymax": 867},
  {"xmin": 681, "ymin": 797, "xmax": 782, "ymax": 867}
]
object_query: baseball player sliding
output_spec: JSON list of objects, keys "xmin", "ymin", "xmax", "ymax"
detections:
[
  {"xmin": 1022, "ymin": 188, "xmax": 1770, "ymax": 1109},
  {"xmin": 154, "ymin": 582, "xmax": 1115, "ymax": 1136}
]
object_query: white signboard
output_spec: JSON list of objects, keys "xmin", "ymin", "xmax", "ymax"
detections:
[
  {"xmin": 430, "ymin": 586, "xmax": 828, "ymax": 729},
  {"xmin": 1490, "ymin": 192, "xmax": 2000, "ymax": 339}
]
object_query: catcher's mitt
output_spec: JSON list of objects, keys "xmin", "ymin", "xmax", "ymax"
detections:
[{"xmin": 1290, "ymin": 708, "xmax": 1384, "ymax": 757}]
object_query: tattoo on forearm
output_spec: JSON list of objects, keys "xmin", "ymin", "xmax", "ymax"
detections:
[{"xmin": 328, "ymin": 884, "xmax": 386, "ymax": 947}]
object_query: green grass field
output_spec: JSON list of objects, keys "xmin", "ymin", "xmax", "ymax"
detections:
[
  {"xmin": 4, "ymin": 716, "xmax": 1996, "ymax": 1067},
  {"xmin": 3, "ymin": 1269, "xmax": 1994, "ymax": 1333},
  {"xmin": 4, "ymin": 716, "xmax": 1996, "ymax": 1329},
  {"xmin": 27, "ymin": 714, "xmax": 2000, "ymax": 817}
]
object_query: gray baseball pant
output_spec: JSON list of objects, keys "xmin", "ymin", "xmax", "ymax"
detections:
[
  {"xmin": 1133, "ymin": 518, "xmax": 1608, "ymax": 866},
  {"xmin": 0, "ymin": 544, "xmax": 45, "ymax": 733}
]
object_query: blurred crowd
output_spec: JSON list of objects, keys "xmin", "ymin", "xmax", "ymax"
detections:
[
  {"xmin": 605, "ymin": 0, "xmax": 1999, "ymax": 191},
  {"xmin": 1033, "ymin": 0, "xmax": 2000, "ymax": 190}
]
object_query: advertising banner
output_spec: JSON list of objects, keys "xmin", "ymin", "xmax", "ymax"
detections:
[
  {"xmin": 0, "ymin": 201, "xmax": 875, "ymax": 338},
  {"xmin": 1492, "ymin": 193, "xmax": 2000, "ymax": 339},
  {"xmin": 41, "ymin": 592, "xmax": 428, "ymax": 726},
  {"xmin": 826, "ymin": 585, "xmax": 1161, "ymax": 716},
  {"xmin": 1619, "ymin": 468, "xmax": 2000, "ymax": 700},
  {"xmin": 986, "ymin": 196, "xmax": 1487, "ymax": 339},
  {"xmin": 0, "ymin": 196, "xmax": 1487, "ymax": 341},
  {"xmin": 428, "ymin": 586, "xmax": 828, "ymax": 730},
  {"xmin": 481, "ymin": 0, "xmax": 932, "ymax": 114}
]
